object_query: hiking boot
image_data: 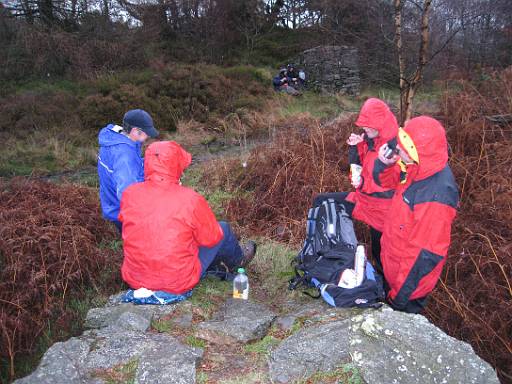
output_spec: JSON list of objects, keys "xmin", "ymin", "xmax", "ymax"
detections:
[{"xmin": 240, "ymin": 240, "xmax": 257, "ymax": 267}]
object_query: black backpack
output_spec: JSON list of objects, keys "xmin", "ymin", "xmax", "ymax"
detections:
[{"xmin": 289, "ymin": 198, "xmax": 384, "ymax": 308}]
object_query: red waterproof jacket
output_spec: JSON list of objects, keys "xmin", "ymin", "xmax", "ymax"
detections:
[
  {"xmin": 346, "ymin": 98, "xmax": 399, "ymax": 232},
  {"xmin": 377, "ymin": 117, "xmax": 459, "ymax": 310},
  {"xmin": 119, "ymin": 141, "xmax": 223, "ymax": 294}
]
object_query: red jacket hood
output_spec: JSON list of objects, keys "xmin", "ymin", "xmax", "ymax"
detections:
[
  {"xmin": 144, "ymin": 141, "xmax": 192, "ymax": 184},
  {"xmin": 401, "ymin": 116, "xmax": 448, "ymax": 181},
  {"xmin": 355, "ymin": 98, "xmax": 398, "ymax": 147}
]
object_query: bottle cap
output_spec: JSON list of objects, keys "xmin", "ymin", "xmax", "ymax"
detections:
[{"xmin": 237, "ymin": 268, "xmax": 245, "ymax": 274}]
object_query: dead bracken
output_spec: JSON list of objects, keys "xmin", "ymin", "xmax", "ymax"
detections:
[
  {"xmin": 204, "ymin": 69, "xmax": 512, "ymax": 382},
  {"xmin": 0, "ymin": 178, "xmax": 123, "ymax": 380}
]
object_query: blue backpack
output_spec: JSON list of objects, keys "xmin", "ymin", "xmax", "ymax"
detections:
[{"xmin": 289, "ymin": 199, "xmax": 385, "ymax": 308}]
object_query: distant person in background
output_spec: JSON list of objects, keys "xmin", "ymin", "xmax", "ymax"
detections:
[
  {"xmin": 272, "ymin": 68, "xmax": 300, "ymax": 96},
  {"xmin": 286, "ymin": 63, "xmax": 300, "ymax": 87},
  {"xmin": 273, "ymin": 68, "xmax": 289, "ymax": 90},
  {"xmin": 298, "ymin": 68, "xmax": 306, "ymax": 88},
  {"xmin": 119, "ymin": 141, "xmax": 257, "ymax": 295},
  {"xmin": 97, "ymin": 109, "xmax": 159, "ymax": 233}
]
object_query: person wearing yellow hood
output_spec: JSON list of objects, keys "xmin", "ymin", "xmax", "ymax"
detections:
[{"xmin": 374, "ymin": 116, "xmax": 459, "ymax": 313}]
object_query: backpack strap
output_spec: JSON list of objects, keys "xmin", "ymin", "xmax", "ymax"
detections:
[
  {"xmin": 323, "ymin": 199, "xmax": 339, "ymax": 243},
  {"xmin": 288, "ymin": 265, "xmax": 308, "ymax": 290},
  {"xmin": 306, "ymin": 206, "xmax": 319, "ymax": 239},
  {"xmin": 299, "ymin": 206, "xmax": 319, "ymax": 263}
]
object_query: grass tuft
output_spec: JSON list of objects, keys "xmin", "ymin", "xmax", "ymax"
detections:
[
  {"xmin": 184, "ymin": 335, "xmax": 206, "ymax": 349},
  {"xmin": 244, "ymin": 335, "xmax": 281, "ymax": 356},
  {"xmin": 298, "ymin": 363, "xmax": 364, "ymax": 384},
  {"xmin": 93, "ymin": 358, "xmax": 139, "ymax": 384}
]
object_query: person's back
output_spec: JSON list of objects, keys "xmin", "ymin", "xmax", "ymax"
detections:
[
  {"xmin": 98, "ymin": 124, "xmax": 144, "ymax": 225},
  {"xmin": 97, "ymin": 109, "xmax": 159, "ymax": 231},
  {"xmin": 120, "ymin": 141, "xmax": 256, "ymax": 294}
]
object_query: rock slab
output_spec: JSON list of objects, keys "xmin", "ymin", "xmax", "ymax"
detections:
[
  {"xmin": 269, "ymin": 319, "xmax": 352, "ymax": 383},
  {"xmin": 84, "ymin": 301, "xmax": 177, "ymax": 330},
  {"xmin": 349, "ymin": 307, "xmax": 499, "ymax": 384},
  {"xmin": 15, "ymin": 295, "xmax": 200, "ymax": 384},
  {"xmin": 196, "ymin": 298, "xmax": 276, "ymax": 344},
  {"xmin": 269, "ymin": 305, "xmax": 500, "ymax": 384}
]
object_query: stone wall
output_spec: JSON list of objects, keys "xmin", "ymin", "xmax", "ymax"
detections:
[{"xmin": 295, "ymin": 45, "xmax": 360, "ymax": 95}]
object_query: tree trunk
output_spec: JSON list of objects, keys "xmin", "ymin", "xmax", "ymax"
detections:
[
  {"xmin": 38, "ymin": 0, "xmax": 54, "ymax": 26},
  {"xmin": 405, "ymin": 0, "xmax": 432, "ymax": 122},
  {"xmin": 394, "ymin": 0, "xmax": 406, "ymax": 124},
  {"xmin": 394, "ymin": 0, "xmax": 432, "ymax": 124}
]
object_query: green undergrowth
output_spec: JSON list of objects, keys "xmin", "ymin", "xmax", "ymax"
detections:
[
  {"xmin": 277, "ymin": 92, "xmax": 350, "ymax": 120},
  {"xmin": 299, "ymin": 363, "xmax": 364, "ymax": 384},
  {"xmin": 184, "ymin": 335, "xmax": 206, "ymax": 349},
  {"xmin": 1, "ymin": 64, "xmax": 444, "ymax": 178},
  {"xmin": 188, "ymin": 277, "xmax": 232, "ymax": 319},
  {"xmin": 181, "ymin": 163, "xmax": 252, "ymax": 219},
  {"xmin": 0, "ymin": 63, "xmax": 273, "ymax": 177},
  {"xmin": 93, "ymin": 358, "xmax": 139, "ymax": 384},
  {"xmin": 0, "ymin": 129, "xmax": 98, "ymax": 177},
  {"xmin": 217, "ymin": 371, "xmax": 270, "ymax": 384},
  {"xmin": 249, "ymin": 239, "xmax": 298, "ymax": 301},
  {"xmin": 360, "ymin": 84, "xmax": 446, "ymax": 110},
  {"xmin": 244, "ymin": 335, "xmax": 281, "ymax": 357},
  {"xmin": 151, "ymin": 318, "xmax": 174, "ymax": 334}
]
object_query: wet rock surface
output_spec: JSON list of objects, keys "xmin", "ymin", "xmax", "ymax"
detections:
[
  {"xmin": 269, "ymin": 305, "xmax": 499, "ymax": 384},
  {"xmin": 348, "ymin": 307, "xmax": 499, "ymax": 384},
  {"xmin": 269, "ymin": 318, "xmax": 352, "ymax": 383},
  {"xmin": 196, "ymin": 298, "xmax": 276, "ymax": 344},
  {"xmin": 15, "ymin": 293, "xmax": 499, "ymax": 384},
  {"xmin": 15, "ymin": 294, "xmax": 200, "ymax": 384}
]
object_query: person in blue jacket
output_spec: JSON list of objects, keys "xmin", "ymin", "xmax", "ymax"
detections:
[
  {"xmin": 97, "ymin": 109, "xmax": 159, "ymax": 232},
  {"xmin": 272, "ymin": 68, "xmax": 289, "ymax": 91}
]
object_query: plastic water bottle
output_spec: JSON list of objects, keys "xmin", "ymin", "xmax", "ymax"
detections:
[
  {"xmin": 233, "ymin": 268, "xmax": 249, "ymax": 300},
  {"xmin": 350, "ymin": 164, "xmax": 363, "ymax": 187},
  {"xmin": 354, "ymin": 245, "xmax": 366, "ymax": 286}
]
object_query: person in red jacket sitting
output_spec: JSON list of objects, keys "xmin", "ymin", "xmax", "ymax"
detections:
[
  {"xmin": 119, "ymin": 141, "xmax": 256, "ymax": 295},
  {"xmin": 375, "ymin": 116, "xmax": 459, "ymax": 313},
  {"xmin": 313, "ymin": 98, "xmax": 399, "ymax": 274}
]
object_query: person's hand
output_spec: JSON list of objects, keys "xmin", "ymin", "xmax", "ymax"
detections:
[
  {"xmin": 346, "ymin": 133, "xmax": 364, "ymax": 146},
  {"xmin": 378, "ymin": 143, "xmax": 399, "ymax": 165}
]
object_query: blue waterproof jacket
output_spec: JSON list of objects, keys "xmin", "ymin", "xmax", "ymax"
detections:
[
  {"xmin": 97, "ymin": 124, "xmax": 144, "ymax": 222},
  {"xmin": 273, "ymin": 75, "xmax": 284, "ymax": 90}
]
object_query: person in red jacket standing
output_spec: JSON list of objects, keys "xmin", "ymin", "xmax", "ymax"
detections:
[
  {"xmin": 119, "ymin": 141, "xmax": 256, "ymax": 295},
  {"xmin": 313, "ymin": 98, "xmax": 399, "ymax": 273},
  {"xmin": 375, "ymin": 116, "xmax": 459, "ymax": 313}
]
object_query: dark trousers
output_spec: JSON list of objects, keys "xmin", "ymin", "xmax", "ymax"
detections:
[
  {"xmin": 198, "ymin": 221, "xmax": 244, "ymax": 278},
  {"xmin": 312, "ymin": 192, "xmax": 383, "ymax": 275},
  {"xmin": 389, "ymin": 296, "xmax": 429, "ymax": 314},
  {"xmin": 369, "ymin": 227, "xmax": 383, "ymax": 275}
]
